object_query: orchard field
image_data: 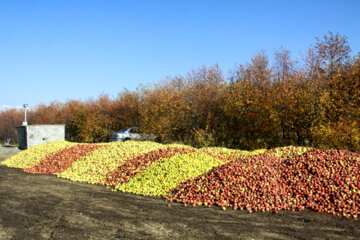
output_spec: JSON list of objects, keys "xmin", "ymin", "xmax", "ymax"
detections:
[{"xmin": 0, "ymin": 141, "xmax": 359, "ymax": 239}]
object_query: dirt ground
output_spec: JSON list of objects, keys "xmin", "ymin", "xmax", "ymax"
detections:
[{"xmin": 0, "ymin": 147, "xmax": 359, "ymax": 240}]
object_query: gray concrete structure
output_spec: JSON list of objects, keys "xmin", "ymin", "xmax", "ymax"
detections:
[{"xmin": 17, "ymin": 124, "xmax": 65, "ymax": 150}]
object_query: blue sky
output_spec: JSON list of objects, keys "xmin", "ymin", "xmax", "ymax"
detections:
[{"xmin": 1, "ymin": 0, "xmax": 359, "ymax": 109}]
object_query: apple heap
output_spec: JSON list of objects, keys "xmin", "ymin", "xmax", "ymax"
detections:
[
  {"xmin": 264, "ymin": 146, "xmax": 311, "ymax": 158},
  {"xmin": 0, "ymin": 141, "xmax": 75, "ymax": 168},
  {"xmin": 23, "ymin": 144, "xmax": 107, "ymax": 174},
  {"xmin": 165, "ymin": 154, "xmax": 285, "ymax": 210},
  {"xmin": 165, "ymin": 148, "xmax": 360, "ymax": 218},
  {"xmin": 283, "ymin": 149, "xmax": 360, "ymax": 219},
  {"xmin": 114, "ymin": 152, "xmax": 224, "ymax": 196},
  {"xmin": 3, "ymin": 141, "xmax": 359, "ymax": 219},
  {"xmin": 106, "ymin": 147, "xmax": 196, "ymax": 187},
  {"xmin": 202, "ymin": 147, "xmax": 267, "ymax": 161},
  {"xmin": 57, "ymin": 141, "xmax": 165, "ymax": 185}
]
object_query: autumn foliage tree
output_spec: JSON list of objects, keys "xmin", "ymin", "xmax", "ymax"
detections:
[
  {"xmin": 0, "ymin": 109, "xmax": 23, "ymax": 143},
  {"xmin": 0, "ymin": 32, "xmax": 358, "ymax": 152}
]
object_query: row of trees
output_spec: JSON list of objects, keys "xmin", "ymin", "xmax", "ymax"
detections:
[{"xmin": 1, "ymin": 32, "xmax": 359, "ymax": 152}]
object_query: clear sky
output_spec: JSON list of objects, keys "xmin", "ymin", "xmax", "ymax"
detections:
[{"xmin": 1, "ymin": 0, "xmax": 359, "ymax": 109}]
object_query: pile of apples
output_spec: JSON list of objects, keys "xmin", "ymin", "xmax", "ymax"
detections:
[
  {"xmin": 57, "ymin": 141, "xmax": 165, "ymax": 185},
  {"xmin": 22, "ymin": 144, "xmax": 106, "ymax": 174},
  {"xmin": 2, "ymin": 141, "xmax": 359, "ymax": 218},
  {"xmin": 106, "ymin": 147, "xmax": 195, "ymax": 186},
  {"xmin": 0, "ymin": 141, "xmax": 76, "ymax": 169},
  {"xmin": 112, "ymin": 151, "xmax": 224, "ymax": 196},
  {"xmin": 165, "ymin": 149, "xmax": 360, "ymax": 219}
]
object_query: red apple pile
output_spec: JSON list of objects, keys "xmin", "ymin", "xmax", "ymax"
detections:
[
  {"xmin": 106, "ymin": 147, "xmax": 195, "ymax": 186},
  {"xmin": 165, "ymin": 149, "xmax": 360, "ymax": 218},
  {"xmin": 23, "ymin": 144, "xmax": 106, "ymax": 174},
  {"xmin": 283, "ymin": 149, "xmax": 360, "ymax": 218}
]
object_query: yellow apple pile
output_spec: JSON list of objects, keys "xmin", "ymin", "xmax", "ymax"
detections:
[
  {"xmin": 114, "ymin": 152, "xmax": 224, "ymax": 196},
  {"xmin": 1, "ymin": 141, "xmax": 76, "ymax": 168},
  {"xmin": 57, "ymin": 141, "xmax": 167, "ymax": 185}
]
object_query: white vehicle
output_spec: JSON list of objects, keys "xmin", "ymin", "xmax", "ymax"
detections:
[{"xmin": 109, "ymin": 127, "xmax": 161, "ymax": 142}]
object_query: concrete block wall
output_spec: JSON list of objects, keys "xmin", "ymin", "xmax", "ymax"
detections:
[{"xmin": 17, "ymin": 124, "xmax": 65, "ymax": 150}]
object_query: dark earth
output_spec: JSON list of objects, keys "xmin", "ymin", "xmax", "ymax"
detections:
[{"xmin": 0, "ymin": 146, "xmax": 359, "ymax": 239}]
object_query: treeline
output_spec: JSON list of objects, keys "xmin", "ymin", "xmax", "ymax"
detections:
[{"xmin": 1, "ymin": 32, "xmax": 359, "ymax": 152}]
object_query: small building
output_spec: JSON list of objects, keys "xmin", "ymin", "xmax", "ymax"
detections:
[{"xmin": 17, "ymin": 124, "xmax": 65, "ymax": 150}]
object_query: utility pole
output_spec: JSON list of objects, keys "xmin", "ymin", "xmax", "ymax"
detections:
[{"xmin": 23, "ymin": 104, "xmax": 28, "ymax": 126}]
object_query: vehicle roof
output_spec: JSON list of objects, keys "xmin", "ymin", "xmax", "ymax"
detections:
[{"xmin": 118, "ymin": 127, "xmax": 138, "ymax": 133}]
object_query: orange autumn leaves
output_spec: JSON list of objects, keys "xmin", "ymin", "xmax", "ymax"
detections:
[{"xmin": 0, "ymin": 32, "xmax": 359, "ymax": 152}]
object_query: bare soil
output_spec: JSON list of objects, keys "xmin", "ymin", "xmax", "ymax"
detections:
[{"xmin": 0, "ymin": 147, "xmax": 359, "ymax": 240}]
